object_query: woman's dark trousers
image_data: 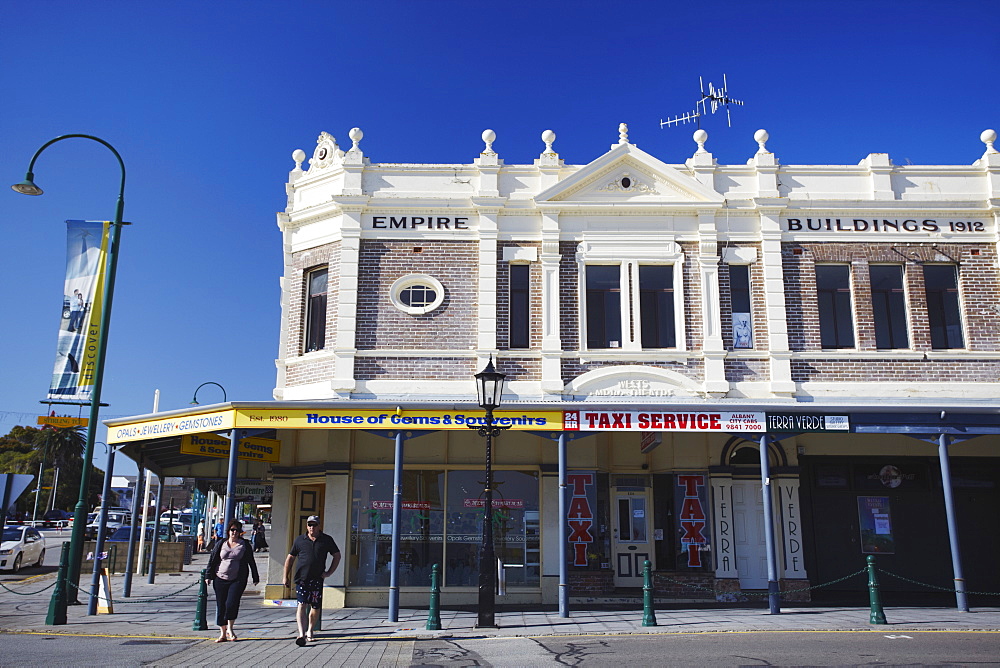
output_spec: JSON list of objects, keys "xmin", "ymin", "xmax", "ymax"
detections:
[{"xmin": 213, "ymin": 577, "xmax": 247, "ymax": 626}]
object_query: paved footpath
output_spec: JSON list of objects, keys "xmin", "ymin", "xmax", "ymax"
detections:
[{"xmin": 2, "ymin": 552, "xmax": 998, "ymax": 666}]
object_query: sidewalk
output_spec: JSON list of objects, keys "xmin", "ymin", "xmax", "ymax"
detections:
[{"xmin": 2, "ymin": 551, "xmax": 998, "ymax": 643}]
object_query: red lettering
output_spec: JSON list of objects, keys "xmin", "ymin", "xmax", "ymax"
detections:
[
  {"xmin": 573, "ymin": 542, "xmax": 589, "ymax": 566},
  {"xmin": 568, "ymin": 520, "xmax": 594, "ymax": 543},
  {"xmin": 679, "ymin": 498, "xmax": 705, "ymax": 521},
  {"xmin": 697, "ymin": 414, "xmax": 709, "ymax": 429},
  {"xmin": 663, "ymin": 414, "xmax": 676, "ymax": 429},
  {"xmin": 567, "ymin": 473, "xmax": 594, "ymax": 496},
  {"xmin": 584, "ymin": 413, "xmax": 599, "ymax": 429},
  {"xmin": 677, "ymin": 474, "xmax": 704, "ymax": 497},
  {"xmin": 568, "ymin": 496, "xmax": 591, "ymax": 519},
  {"xmin": 598, "ymin": 414, "xmax": 611, "ymax": 429},
  {"xmin": 710, "ymin": 414, "xmax": 721, "ymax": 429},
  {"xmin": 687, "ymin": 543, "xmax": 702, "ymax": 567},
  {"xmin": 638, "ymin": 413, "xmax": 650, "ymax": 429},
  {"xmin": 681, "ymin": 520, "xmax": 706, "ymax": 543},
  {"xmin": 611, "ymin": 413, "xmax": 625, "ymax": 428}
]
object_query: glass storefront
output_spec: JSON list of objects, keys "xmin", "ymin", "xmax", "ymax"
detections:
[{"xmin": 349, "ymin": 468, "xmax": 540, "ymax": 588}]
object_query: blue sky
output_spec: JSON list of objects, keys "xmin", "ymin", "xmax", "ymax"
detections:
[{"xmin": 1, "ymin": 1, "xmax": 997, "ymax": 476}]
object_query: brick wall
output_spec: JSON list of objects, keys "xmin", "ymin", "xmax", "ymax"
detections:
[
  {"xmin": 718, "ymin": 243, "xmax": 770, "ymax": 351},
  {"xmin": 283, "ymin": 242, "xmax": 340, "ymax": 390},
  {"xmin": 356, "ymin": 240, "xmax": 478, "ymax": 351},
  {"xmin": 496, "ymin": 241, "xmax": 543, "ymax": 351},
  {"xmin": 354, "ymin": 356, "xmax": 474, "ymax": 380}
]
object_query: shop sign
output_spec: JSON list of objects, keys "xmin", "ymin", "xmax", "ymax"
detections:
[
  {"xmin": 463, "ymin": 498, "xmax": 524, "ymax": 509},
  {"xmin": 564, "ymin": 411, "xmax": 764, "ymax": 432},
  {"xmin": 674, "ymin": 474, "xmax": 710, "ymax": 568},
  {"xmin": 784, "ymin": 218, "xmax": 987, "ymax": 234},
  {"xmin": 37, "ymin": 415, "xmax": 88, "ymax": 428},
  {"xmin": 371, "ymin": 501, "xmax": 431, "ymax": 510},
  {"xmin": 857, "ymin": 496, "xmax": 894, "ymax": 554},
  {"xmin": 238, "ymin": 408, "xmax": 559, "ymax": 430},
  {"xmin": 766, "ymin": 413, "xmax": 849, "ymax": 433},
  {"xmin": 639, "ymin": 432, "xmax": 662, "ymax": 454},
  {"xmin": 108, "ymin": 409, "xmax": 235, "ymax": 443},
  {"xmin": 231, "ymin": 483, "xmax": 272, "ymax": 503},
  {"xmin": 566, "ymin": 472, "xmax": 596, "ymax": 567},
  {"xmin": 179, "ymin": 434, "xmax": 281, "ymax": 463}
]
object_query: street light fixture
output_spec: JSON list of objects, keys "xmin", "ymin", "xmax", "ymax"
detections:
[
  {"xmin": 468, "ymin": 356, "xmax": 509, "ymax": 628},
  {"xmin": 190, "ymin": 381, "xmax": 228, "ymax": 405},
  {"xmin": 13, "ymin": 134, "xmax": 126, "ymax": 620}
]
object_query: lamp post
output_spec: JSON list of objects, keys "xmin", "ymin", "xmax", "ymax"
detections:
[
  {"xmin": 13, "ymin": 134, "xmax": 126, "ymax": 611},
  {"xmin": 467, "ymin": 357, "xmax": 509, "ymax": 628},
  {"xmin": 190, "ymin": 381, "xmax": 227, "ymax": 405}
]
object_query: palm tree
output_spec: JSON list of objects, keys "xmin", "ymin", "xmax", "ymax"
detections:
[{"xmin": 33, "ymin": 426, "xmax": 86, "ymax": 511}]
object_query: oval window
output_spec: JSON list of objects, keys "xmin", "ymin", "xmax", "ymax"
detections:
[
  {"xmin": 621, "ymin": 177, "xmax": 632, "ymax": 188},
  {"xmin": 390, "ymin": 275, "xmax": 445, "ymax": 315}
]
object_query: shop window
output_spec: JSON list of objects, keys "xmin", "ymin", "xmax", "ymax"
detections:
[
  {"xmin": 304, "ymin": 267, "xmax": 328, "ymax": 353},
  {"xmin": 585, "ymin": 263, "xmax": 679, "ymax": 350},
  {"xmin": 816, "ymin": 265, "xmax": 854, "ymax": 349},
  {"xmin": 348, "ymin": 469, "xmax": 444, "ymax": 588},
  {"xmin": 870, "ymin": 265, "xmax": 909, "ymax": 349},
  {"xmin": 728, "ymin": 264, "xmax": 752, "ymax": 349},
  {"xmin": 923, "ymin": 265, "xmax": 964, "ymax": 349},
  {"xmin": 445, "ymin": 470, "xmax": 540, "ymax": 587},
  {"xmin": 509, "ymin": 264, "xmax": 530, "ymax": 349}
]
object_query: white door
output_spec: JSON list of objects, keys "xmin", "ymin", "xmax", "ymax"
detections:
[
  {"xmin": 731, "ymin": 481, "xmax": 768, "ymax": 589},
  {"xmin": 612, "ymin": 490, "xmax": 653, "ymax": 587}
]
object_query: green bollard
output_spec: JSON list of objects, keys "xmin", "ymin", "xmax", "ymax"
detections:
[
  {"xmin": 426, "ymin": 563, "xmax": 442, "ymax": 631},
  {"xmin": 45, "ymin": 542, "xmax": 71, "ymax": 626},
  {"xmin": 642, "ymin": 559, "xmax": 657, "ymax": 627},
  {"xmin": 867, "ymin": 555, "xmax": 887, "ymax": 625},
  {"xmin": 193, "ymin": 569, "xmax": 209, "ymax": 631}
]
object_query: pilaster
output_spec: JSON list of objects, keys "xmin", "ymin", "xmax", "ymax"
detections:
[
  {"xmin": 540, "ymin": 212, "xmax": 563, "ymax": 395},
  {"xmin": 757, "ymin": 205, "xmax": 794, "ymax": 396}
]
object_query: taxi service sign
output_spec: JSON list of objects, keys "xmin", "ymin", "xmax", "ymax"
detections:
[{"xmin": 179, "ymin": 434, "xmax": 280, "ymax": 463}]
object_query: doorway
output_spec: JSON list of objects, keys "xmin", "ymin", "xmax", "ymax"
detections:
[
  {"xmin": 612, "ymin": 488, "xmax": 653, "ymax": 587},
  {"xmin": 732, "ymin": 480, "xmax": 768, "ymax": 589}
]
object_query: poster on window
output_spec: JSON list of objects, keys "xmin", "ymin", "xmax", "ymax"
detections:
[
  {"xmin": 566, "ymin": 471, "xmax": 597, "ymax": 567},
  {"xmin": 732, "ymin": 312, "xmax": 752, "ymax": 349},
  {"xmin": 49, "ymin": 221, "xmax": 110, "ymax": 401},
  {"xmin": 674, "ymin": 473, "xmax": 710, "ymax": 569},
  {"xmin": 857, "ymin": 496, "xmax": 894, "ymax": 554}
]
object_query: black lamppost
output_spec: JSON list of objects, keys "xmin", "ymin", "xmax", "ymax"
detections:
[
  {"xmin": 468, "ymin": 357, "xmax": 509, "ymax": 628},
  {"xmin": 13, "ymin": 135, "xmax": 126, "ymax": 613}
]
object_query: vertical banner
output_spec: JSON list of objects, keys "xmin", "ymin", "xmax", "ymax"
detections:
[
  {"xmin": 566, "ymin": 471, "xmax": 596, "ymax": 567},
  {"xmin": 674, "ymin": 473, "xmax": 710, "ymax": 568},
  {"xmin": 857, "ymin": 496, "xmax": 895, "ymax": 554},
  {"xmin": 48, "ymin": 220, "xmax": 110, "ymax": 401}
]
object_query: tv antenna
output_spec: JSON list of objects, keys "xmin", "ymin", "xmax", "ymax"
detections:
[{"xmin": 660, "ymin": 75, "xmax": 744, "ymax": 129}]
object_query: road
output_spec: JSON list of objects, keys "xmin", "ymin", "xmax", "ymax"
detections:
[{"xmin": 0, "ymin": 630, "xmax": 996, "ymax": 667}]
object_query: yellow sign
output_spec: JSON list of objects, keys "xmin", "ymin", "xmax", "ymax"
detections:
[
  {"xmin": 107, "ymin": 409, "xmax": 235, "ymax": 444},
  {"xmin": 236, "ymin": 408, "xmax": 562, "ymax": 431},
  {"xmin": 179, "ymin": 434, "xmax": 280, "ymax": 463},
  {"xmin": 37, "ymin": 416, "xmax": 89, "ymax": 428}
]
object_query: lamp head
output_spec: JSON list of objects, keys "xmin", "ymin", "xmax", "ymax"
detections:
[
  {"xmin": 474, "ymin": 356, "xmax": 506, "ymax": 409},
  {"xmin": 11, "ymin": 172, "xmax": 43, "ymax": 196}
]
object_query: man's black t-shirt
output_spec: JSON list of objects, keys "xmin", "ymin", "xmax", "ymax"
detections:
[{"xmin": 290, "ymin": 532, "xmax": 340, "ymax": 583}]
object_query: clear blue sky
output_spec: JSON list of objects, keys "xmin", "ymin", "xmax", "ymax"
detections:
[{"xmin": 1, "ymin": 1, "xmax": 997, "ymax": 475}]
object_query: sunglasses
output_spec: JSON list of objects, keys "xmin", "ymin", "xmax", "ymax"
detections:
[
  {"xmin": 229, "ymin": 528, "xmax": 241, "ymax": 532},
  {"xmin": 307, "ymin": 523, "xmax": 317, "ymax": 527}
]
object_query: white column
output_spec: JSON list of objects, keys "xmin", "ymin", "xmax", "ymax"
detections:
[
  {"xmin": 699, "ymin": 209, "xmax": 728, "ymax": 394},
  {"xmin": 540, "ymin": 213, "xmax": 563, "ymax": 395},
  {"xmin": 758, "ymin": 207, "xmax": 794, "ymax": 396},
  {"xmin": 476, "ymin": 207, "xmax": 501, "ymax": 354},
  {"xmin": 332, "ymin": 208, "xmax": 362, "ymax": 396}
]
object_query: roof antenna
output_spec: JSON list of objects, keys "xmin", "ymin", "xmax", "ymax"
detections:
[{"xmin": 660, "ymin": 74, "xmax": 744, "ymax": 129}]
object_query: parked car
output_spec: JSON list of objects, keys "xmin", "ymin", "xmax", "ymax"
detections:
[
  {"xmin": 108, "ymin": 524, "xmax": 174, "ymax": 543},
  {"xmin": 1, "ymin": 526, "xmax": 45, "ymax": 572},
  {"xmin": 85, "ymin": 512, "xmax": 130, "ymax": 540},
  {"xmin": 41, "ymin": 509, "xmax": 73, "ymax": 528}
]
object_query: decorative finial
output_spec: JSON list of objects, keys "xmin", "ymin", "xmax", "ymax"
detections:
[
  {"xmin": 349, "ymin": 127, "xmax": 363, "ymax": 151},
  {"xmin": 619, "ymin": 123, "xmax": 629, "ymax": 144},
  {"xmin": 982, "ymin": 129, "xmax": 998, "ymax": 154},
  {"xmin": 754, "ymin": 129, "xmax": 769, "ymax": 153},
  {"xmin": 541, "ymin": 129, "xmax": 556, "ymax": 154},
  {"xmin": 482, "ymin": 129, "xmax": 497, "ymax": 155},
  {"xmin": 292, "ymin": 149, "xmax": 306, "ymax": 171},
  {"xmin": 693, "ymin": 129, "xmax": 708, "ymax": 153}
]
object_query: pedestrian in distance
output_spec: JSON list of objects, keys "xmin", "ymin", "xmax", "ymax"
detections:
[
  {"xmin": 205, "ymin": 519, "xmax": 259, "ymax": 642},
  {"xmin": 283, "ymin": 515, "xmax": 341, "ymax": 646},
  {"xmin": 196, "ymin": 519, "xmax": 206, "ymax": 553},
  {"xmin": 252, "ymin": 518, "xmax": 268, "ymax": 553}
]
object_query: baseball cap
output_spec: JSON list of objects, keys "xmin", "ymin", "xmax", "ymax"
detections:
[{"xmin": 307, "ymin": 515, "xmax": 320, "ymax": 524}]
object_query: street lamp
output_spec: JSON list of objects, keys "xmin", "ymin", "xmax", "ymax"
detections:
[
  {"xmin": 13, "ymin": 135, "xmax": 126, "ymax": 618},
  {"xmin": 468, "ymin": 356, "xmax": 509, "ymax": 628},
  {"xmin": 190, "ymin": 381, "xmax": 227, "ymax": 405}
]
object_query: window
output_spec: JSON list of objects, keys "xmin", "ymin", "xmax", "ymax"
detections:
[
  {"xmin": 586, "ymin": 265, "xmax": 622, "ymax": 349},
  {"xmin": 639, "ymin": 265, "xmax": 675, "ymax": 348},
  {"xmin": 923, "ymin": 265, "xmax": 964, "ymax": 349},
  {"xmin": 870, "ymin": 265, "xmax": 908, "ymax": 349},
  {"xmin": 728, "ymin": 265, "xmax": 752, "ymax": 349},
  {"xmin": 816, "ymin": 265, "xmax": 854, "ymax": 349},
  {"xmin": 585, "ymin": 263, "xmax": 680, "ymax": 350},
  {"xmin": 304, "ymin": 267, "xmax": 328, "ymax": 352},
  {"xmin": 509, "ymin": 264, "xmax": 530, "ymax": 349},
  {"xmin": 390, "ymin": 274, "xmax": 445, "ymax": 315}
]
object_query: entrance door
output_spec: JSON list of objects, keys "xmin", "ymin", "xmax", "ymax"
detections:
[
  {"xmin": 294, "ymin": 484, "xmax": 325, "ymax": 537},
  {"xmin": 612, "ymin": 489, "xmax": 653, "ymax": 587},
  {"xmin": 732, "ymin": 480, "xmax": 768, "ymax": 589}
]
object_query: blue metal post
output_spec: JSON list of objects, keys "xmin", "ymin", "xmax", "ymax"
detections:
[
  {"xmin": 88, "ymin": 445, "xmax": 116, "ymax": 614},
  {"xmin": 759, "ymin": 433, "xmax": 781, "ymax": 614},
  {"xmin": 558, "ymin": 431, "xmax": 569, "ymax": 618},
  {"xmin": 388, "ymin": 431, "xmax": 405, "ymax": 622},
  {"xmin": 147, "ymin": 477, "xmax": 163, "ymax": 583},
  {"xmin": 938, "ymin": 433, "xmax": 969, "ymax": 611},
  {"xmin": 225, "ymin": 430, "xmax": 240, "ymax": 529},
  {"xmin": 123, "ymin": 467, "xmax": 143, "ymax": 596}
]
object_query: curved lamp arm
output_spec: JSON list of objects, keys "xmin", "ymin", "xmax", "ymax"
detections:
[{"xmin": 191, "ymin": 382, "xmax": 228, "ymax": 405}]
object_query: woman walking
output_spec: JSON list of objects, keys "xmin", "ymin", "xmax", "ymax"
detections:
[
  {"xmin": 205, "ymin": 519, "xmax": 259, "ymax": 642},
  {"xmin": 252, "ymin": 519, "xmax": 269, "ymax": 553}
]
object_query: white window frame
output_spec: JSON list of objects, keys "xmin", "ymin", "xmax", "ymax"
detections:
[
  {"xmin": 577, "ymin": 238, "xmax": 686, "ymax": 353},
  {"xmin": 390, "ymin": 274, "xmax": 446, "ymax": 315}
]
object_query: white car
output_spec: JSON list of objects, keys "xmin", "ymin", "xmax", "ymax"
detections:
[{"xmin": 1, "ymin": 526, "xmax": 45, "ymax": 573}]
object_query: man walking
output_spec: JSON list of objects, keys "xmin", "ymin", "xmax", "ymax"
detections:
[{"xmin": 283, "ymin": 515, "xmax": 341, "ymax": 646}]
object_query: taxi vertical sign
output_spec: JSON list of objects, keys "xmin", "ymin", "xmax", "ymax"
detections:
[{"xmin": 48, "ymin": 221, "xmax": 110, "ymax": 401}]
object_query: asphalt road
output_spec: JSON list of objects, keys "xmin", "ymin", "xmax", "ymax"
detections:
[{"xmin": 1, "ymin": 630, "xmax": 996, "ymax": 667}]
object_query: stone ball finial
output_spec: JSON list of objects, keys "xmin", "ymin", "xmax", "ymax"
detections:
[
  {"xmin": 482, "ymin": 129, "xmax": 496, "ymax": 154},
  {"xmin": 982, "ymin": 128, "xmax": 997, "ymax": 153},
  {"xmin": 754, "ymin": 129, "xmax": 769, "ymax": 153},
  {"xmin": 618, "ymin": 123, "xmax": 629, "ymax": 144},
  {"xmin": 292, "ymin": 149, "xmax": 306, "ymax": 170},
  {"xmin": 542, "ymin": 129, "xmax": 556, "ymax": 152},
  {"xmin": 349, "ymin": 127, "xmax": 363, "ymax": 150},
  {"xmin": 693, "ymin": 129, "xmax": 708, "ymax": 153}
]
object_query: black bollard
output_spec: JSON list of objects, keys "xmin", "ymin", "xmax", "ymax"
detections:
[
  {"xmin": 642, "ymin": 559, "xmax": 657, "ymax": 627},
  {"xmin": 426, "ymin": 563, "xmax": 442, "ymax": 630},
  {"xmin": 867, "ymin": 555, "xmax": 887, "ymax": 625},
  {"xmin": 193, "ymin": 568, "xmax": 209, "ymax": 631}
]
